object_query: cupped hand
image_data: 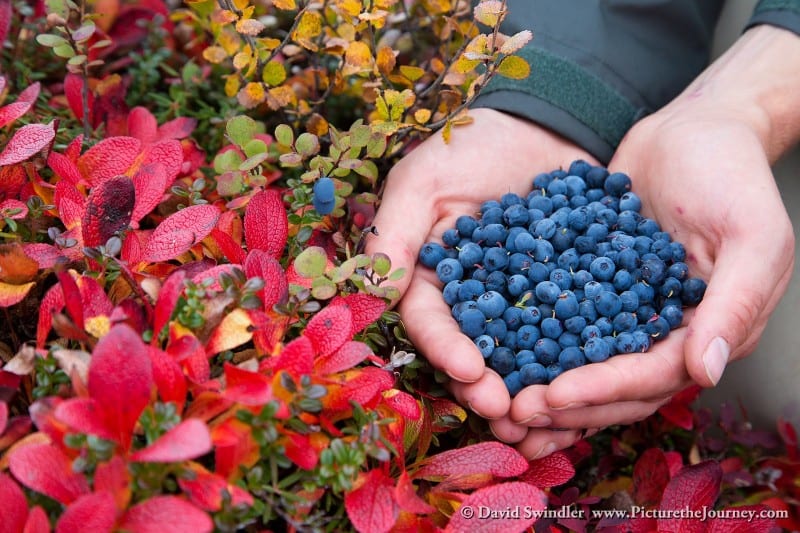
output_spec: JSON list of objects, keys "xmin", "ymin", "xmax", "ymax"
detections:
[
  {"xmin": 365, "ymin": 108, "xmax": 596, "ymax": 426},
  {"xmin": 505, "ymin": 101, "xmax": 795, "ymax": 455}
]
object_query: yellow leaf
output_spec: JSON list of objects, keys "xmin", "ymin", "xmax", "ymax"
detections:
[
  {"xmin": 376, "ymin": 45, "xmax": 396, "ymax": 76},
  {"xmin": 335, "ymin": 0, "xmax": 361, "ymax": 17},
  {"xmin": 414, "ymin": 108, "xmax": 431, "ymax": 124},
  {"xmin": 473, "ymin": 0, "xmax": 505, "ymax": 27},
  {"xmin": 207, "ymin": 308, "xmax": 253, "ymax": 354},
  {"xmin": 307, "ymin": 113, "xmax": 329, "ymax": 136},
  {"xmin": 273, "ymin": 0, "xmax": 296, "ymax": 9},
  {"xmin": 233, "ymin": 50, "xmax": 253, "ymax": 70},
  {"xmin": 258, "ymin": 37, "xmax": 281, "ymax": 51},
  {"xmin": 292, "ymin": 10, "xmax": 322, "ymax": 50},
  {"xmin": 236, "ymin": 18, "xmax": 265, "ymax": 36},
  {"xmin": 202, "ymin": 46, "xmax": 228, "ymax": 64},
  {"xmin": 399, "ymin": 65, "xmax": 425, "ymax": 82},
  {"xmin": 218, "ymin": 28, "xmax": 242, "ymax": 55},
  {"xmin": 441, "ymin": 119, "xmax": 452, "ymax": 144},
  {"xmin": 211, "ymin": 9, "xmax": 236, "ymax": 24},
  {"xmin": 238, "ymin": 82, "xmax": 266, "ymax": 109},
  {"xmin": 262, "ymin": 60, "xmax": 286, "ymax": 86},
  {"xmin": 85, "ymin": 315, "xmax": 110, "ymax": 339},
  {"xmin": 0, "ymin": 281, "xmax": 35, "ymax": 307},
  {"xmin": 224, "ymin": 75, "xmax": 241, "ymax": 97},
  {"xmin": 497, "ymin": 55, "xmax": 531, "ymax": 79},
  {"xmin": 266, "ymin": 85, "xmax": 296, "ymax": 110},
  {"xmin": 452, "ymin": 57, "xmax": 480, "ymax": 74},
  {"xmin": 345, "ymin": 40, "xmax": 372, "ymax": 68}
]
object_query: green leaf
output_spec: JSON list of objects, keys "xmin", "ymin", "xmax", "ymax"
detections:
[
  {"xmin": 71, "ymin": 21, "xmax": 95, "ymax": 42},
  {"xmin": 311, "ymin": 277, "xmax": 337, "ymax": 300},
  {"xmin": 227, "ymin": 115, "xmax": 258, "ymax": 147},
  {"xmin": 354, "ymin": 160, "xmax": 378, "ymax": 182},
  {"xmin": 372, "ymin": 253, "xmax": 391, "ymax": 277},
  {"xmin": 36, "ymin": 34, "xmax": 68, "ymax": 47},
  {"xmin": 53, "ymin": 43, "xmax": 76, "ymax": 58},
  {"xmin": 279, "ymin": 152, "xmax": 303, "ymax": 166},
  {"xmin": 243, "ymin": 139, "xmax": 268, "ymax": 158},
  {"xmin": 67, "ymin": 54, "xmax": 87, "ymax": 66},
  {"xmin": 388, "ymin": 268, "xmax": 406, "ymax": 282},
  {"xmin": 239, "ymin": 152, "xmax": 269, "ymax": 171},
  {"xmin": 275, "ymin": 124, "xmax": 294, "ymax": 146},
  {"xmin": 366, "ymin": 134, "xmax": 387, "ymax": 159},
  {"xmin": 216, "ymin": 171, "xmax": 244, "ymax": 196},
  {"xmin": 327, "ymin": 258, "xmax": 357, "ymax": 283},
  {"xmin": 350, "ymin": 125, "xmax": 371, "ymax": 148},
  {"xmin": 338, "ymin": 159, "xmax": 363, "ymax": 170},
  {"xmin": 496, "ymin": 55, "xmax": 530, "ymax": 80},
  {"xmin": 295, "ymin": 133, "xmax": 320, "ymax": 157},
  {"xmin": 214, "ymin": 150, "xmax": 243, "ymax": 173},
  {"xmin": 294, "ymin": 246, "xmax": 328, "ymax": 278},
  {"xmin": 46, "ymin": 0, "xmax": 69, "ymax": 18},
  {"xmin": 262, "ymin": 60, "xmax": 287, "ymax": 86}
]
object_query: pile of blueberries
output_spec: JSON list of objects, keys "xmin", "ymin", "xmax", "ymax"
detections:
[{"xmin": 418, "ymin": 160, "xmax": 707, "ymax": 396}]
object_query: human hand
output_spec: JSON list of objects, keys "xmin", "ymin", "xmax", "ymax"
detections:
[
  {"xmin": 503, "ymin": 100, "xmax": 795, "ymax": 457},
  {"xmin": 366, "ymin": 108, "xmax": 596, "ymax": 433}
]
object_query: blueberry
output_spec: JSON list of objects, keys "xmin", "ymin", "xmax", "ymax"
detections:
[
  {"xmin": 585, "ymin": 222, "xmax": 609, "ymax": 242},
  {"xmin": 483, "ymin": 247, "xmax": 509, "ymax": 272},
  {"xmin": 615, "ymin": 332, "xmax": 637, "ymax": 354},
  {"xmin": 502, "ymin": 305, "xmax": 524, "ymax": 330},
  {"xmin": 520, "ymin": 306, "xmax": 542, "ymax": 325},
  {"xmin": 436, "ymin": 258, "xmax": 464, "ymax": 284},
  {"xmin": 451, "ymin": 300, "xmax": 478, "ymax": 320},
  {"xmin": 612, "ymin": 311, "xmax": 637, "ymax": 334},
  {"xmin": 550, "ymin": 268, "xmax": 573, "ymax": 291},
  {"xmin": 612, "ymin": 270, "xmax": 634, "ymax": 291},
  {"xmin": 667, "ymin": 262, "xmax": 690, "ymax": 281},
  {"xmin": 533, "ymin": 172, "xmax": 553, "ymax": 191},
  {"xmin": 514, "ymin": 232, "xmax": 537, "ymax": 253},
  {"xmin": 551, "ymin": 227, "xmax": 577, "ymax": 252},
  {"xmin": 456, "ymin": 215, "xmax": 479, "ymax": 238},
  {"xmin": 619, "ymin": 191, "xmax": 642, "ymax": 212},
  {"xmin": 534, "ymin": 337, "xmax": 561, "ymax": 365},
  {"xmin": 632, "ymin": 281, "xmax": 655, "ymax": 304},
  {"xmin": 583, "ymin": 337, "xmax": 611, "ymax": 362},
  {"xmin": 516, "ymin": 349, "xmax": 537, "ymax": 369},
  {"xmin": 681, "ymin": 278, "xmax": 707, "ymax": 306},
  {"xmin": 504, "ymin": 204, "xmax": 530, "ymax": 226},
  {"xmin": 458, "ymin": 242, "xmax": 484, "ymax": 269},
  {"xmin": 589, "ymin": 257, "xmax": 616, "ymax": 282},
  {"xmin": 660, "ymin": 304, "xmax": 683, "ymax": 328},
  {"xmin": 527, "ymin": 194, "xmax": 553, "ymax": 215},
  {"xmin": 645, "ymin": 315, "xmax": 671, "ymax": 340},
  {"xmin": 558, "ymin": 332, "xmax": 581, "ymax": 349},
  {"xmin": 457, "ymin": 308, "xmax": 486, "ymax": 338},
  {"xmin": 442, "ymin": 228, "xmax": 460, "ymax": 247},
  {"xmin": 659, "ymin": 277, "xmax": 682, "ymax": 299},
  {"xmin": 474, "ymin": 335, "xmax": 495, "ymax": 357},
  {"xmin": 641, "ymin": 258, "xmax": 667, "ymax": 285},
  {"xmin": 573, "ymin": 269, "xmax": 593, "ymax": 289},
  {"xmin": 504, "ymin": 371, "xmax": 524, "ymax": 396},
  {"xmin": 670, "ymin": 242, "xmax": 687, "ymax": 262},
  {"xmin": 508, "ymin": 253, "xmax": 534, "ymax": 275},
  {"xmin": 581, "ymin": 324, "xmax": 602, "ymax": 342},
  {"xmin": 502, "ymin": 330, "xmax": 518, "ymax": 350},
  {"xmin": 485, "ymin": 270, "xmax": 507, "ymax": 294},
  {"xmin": 568, "ymin": 160, "xmax": 593, "ymax": 178},
  {"xmin": 632, "ymin": 329, "xmax": 652, "ymax": 352},
  {"xmin": 604, "ymin": 172, "xmax": 632, "ymax": 196},
  {"xmin": 482, "ymin": 207, "xmax": 504, "ymax": 225},
  {"xmin": 485, "ymin": 317, "xmax": 508, "ymax": 340},
  {"xmin": 636, "ymin": 218, "xmax": 661, "ymax": 238},
  {"xmin": 559, "ymin": 346, "xmax": 586, "ymax": 370},
  {"xmin": 547, "ymin": 179, "xmax": 567, "ymax": 196},
  {"xmin": 312, "ymin": 177, "xmax": 336, "ymax": 214},
  {"xmin": 636, "ymin": 304, "xmax": 657, "ymax": 323},
  {"xmin": 564, "ymin": 315, "xmax": 587, "ymax": 335},
  {"xmin": 519, "ymin": 362, "xmax": 549, "ymax": 386},
  {"xmin": 617, "ymin": 211, "xmax": 640, "ymax": 234},
  {"xmin": 555, "ymin": 291, "xmax": 579, "ymax": 319},
  {"xmin": 480, "ymin": 200, "xmax": 502, "ymax": 214},
  {"xmin": 534, "ymin": 218, "xmax": 556, "ymax": 239},
  {"xmin": 541, "ymin": 317, "xmax": 564, "ymax": 339},
  {"xmin": 615, "ymin": 248, "xmax": 640, "ymax": 271},
  {"xmin": 595, "ymin": 290, "xmax": 623, "ymax": 318},
  {"xmin": 527, "ymin": 262, "xmax": 550, "ymax": 284},
  {"xmin": 574, "ymin": 235, "xmax": 597, "ymax": 254},
  {"xmin": 443, "ymin": 280, "xmax": 462, "ymax": 306},
  {"xmin": 579, "ymin": 300, "xmax": 598, "ymax": 322},
  {"xmin": 476, "ymin": 290, "xmax": 507, "ymax": 319},
  {"xmin": 483, "ymin": 223, "xmax": 508, "ymax": 245},
  {"xmin": 596, "ymin": 208, "xmax": 618, "ymax": 228},
  {"xmin": 619, "ymin": 290, "xmax": 640, "ymax": 312},
  {"xmin": 457, "ymin": 279, "xmax": 485, "ymax": 301},
  {"xmin": 535, "ymin": 281, "xmax": 561, "ymax": 305},
  {"xmin": 584, "ymin": 281, "xmax": 603, "ymax": 300},
  {"xmin": 567, "ymin": 207, "xmax": 591, "ymax": 231},
  {"xmin": 419, "ymin": 242, "xmax": 448, "ymax": 268},
  {"xmin": 557, "ymin": 248, "xmax": 581, "ymax": 271},
  {"xmin": 585, "ymin": 166, "xmax": 609, "ymax": 188},
  {"xmin": 490, "ymin": 346, "xmax": 516, "ymax": 375}
]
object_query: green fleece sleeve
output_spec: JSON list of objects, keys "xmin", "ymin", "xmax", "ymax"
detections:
[{"xmin": 748, "ymin": 0, "xmax": 800, "ymax": 34}]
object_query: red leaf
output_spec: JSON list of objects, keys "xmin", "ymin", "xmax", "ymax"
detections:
[
  {"xmin": 382, "ymin": 389, "xmax": 421, "ymax": 420},
  {"xmin": 94, "ymin": 456, "xmax": 131, "ymax": 511},
  {"xmin": 8, "ymin": 443, "xmax": 89, "ymax": 505},
  {"xmin": 315, "ymin": 341, "xmax": 373, "ymax": 375},
  {"xmin": 210, "ymin": 228, "xmax": 246, "ymax": 264},
  {"xmin": 0, "ymin": 82, "xmax": 41, "ymax": 128},
  {"xmin": 22, "ymin": 243, "xmax": 64, "ymax": 270},
  {"xmin": 0, "ymin": 401, "xmax": 7, "ymax": 435},
  {"xmin": 633, "ymin": 448, "xmax": 671, "ymax": 507},
  {"xmin": 78, "ymin": 275, "xmax": 113, "ymax": 319},
  {"xmin": 157, "ymin": 117, "xmax": 197, "ymax": 140},
  {"xmin": 137, "ymin": 139, "xmax": 182, "ymax": 182},
  {"xmin": 54, "ymin": 398, "xmax": 116, "ymax": 441},
  {"xmin": 64, "ymin": 74, "xmax": 94, "ymax": 123},
  {"xmin": 131, "ymin": 418, "xmax": 211, "ymax": 463},
  {"xmin": 57, "ymin": 272, "xmax": 84, "ymax": 330},
  {"xmin": 0, "ymin": 472, "xmax": 29, "ymax": 533},
  {"xmin": 414, "ymin": 442, "xmax": 529, "ymax": 481},
  {"xmin": 330, "ymin": 294, "xmax": 386, "ymax": 336},
  {"xmin": 658, "ymin": 385, "xmax": 701, "ymax": 430},
  {"xmin": 0, "ymin": 165, "xmax": 26, "ymax": 202},
  {"xmin": 127, "ymin": 107, "xmax": 158, "ymax": 143},
  {"xmin": 153, "ymin": 270, "xmax": 186, "ymax": 339},
  {"xmin": 178, "ymin": 463, "xmax": 253, "ymax": 512},
  {"xmin": 77, "ymin": 136, "xmax": 140, "ymax": 186},
  {"xmin": 326, "ymin": 367, "xmax": 394, "ymax": 411},
  {"xmin": 707, "ymin": 505, "xmax": 776, "ymax": 533},
  {"xmin": 283, "ymin": 432, "xmax": 319, "ymax": 470},
  {"xmin": 394, "ymin": 471, "xmax": 435, "ymax": 515},
  {"xmin": 274, "ymin": 336, "xmax": 314, "ymax": 378},
  {"xmin": 37, "ymin": 283, "xmax": 66, "ymax": 347},
  {"xmin": 249, "ymin": 309, "xmax": 287, "ymax": 355},
  {"xmin": 658, "ymin": 461, "xmax": 722, "ymax": 533},
  {"xmin": 223, "ymin": 363, "xmax": 272, "ymax": 405},
  {"xmin": 131, "ymin": 163, "xmax": 168, "ymax": 226},
  {"xmin": 244, "ymin": 189, "xmax": 287, "ymax": 258},
  {"xmin": 0, "ymin": 1, "xmax": 11, "ymax": 55},
  {"xmin": 0, "ymin": 123, "xmax": 55, "ymax": 165},
  {"xmin": 445, "ymin": 482, "xmax": 547, "ymax": 533},
  {"xmin": 345, "ymin": 469, "xmax": 398, "ymax": 533},
  {"xmin": 48, "ymin": 151, "xmax": 84, "ymax": 186},
  {"xmin": 777, "ymin": 416, "xmax": 799, "ymax": 461},
  {"xmin": 142, "ymin": 204, "xmax": 219, "ymax": 263},
  {"xmin": 88, "ymin": 325, "xmax": 153, "ymax": 448},
  {"xmin": 665, "ymin": 451, "xmax": 683, "ymax": 477},
  {"xmin": 520, "ymin": 450, "xmax": 575, "ymax": 489},
  {"xmin": 54, "ymin": 180, "xmax": 85, "ymax": 231},
  {"xmin": 304, "ymin": 305, "xmax": 353, "ymax": 357},
  {"xmin": 147, "ymin": 346, "xmax": 187, "ymax": 409},
  {"xmin": 244, "ymin": 249, "xmax": 287, "ymax": 309},
  {"xmin": 23, "ymin": 506, "xmax": 50, "ymax": 533},
  {"xmin": 64, "ymin": 134, "xmax": 83, "ymax": 161},
  {"xmin": 56, "ymin": 491, "xmax": 117, "ymax": 533},
  {"xmin": 119, "ymin": 496, "xmax": 213, "ymax": 533},
  {"xmin": 82, "ymin": 175, "xmax": 135, "ymax": 247},
  {"xmin": 0, "ymin": 198, "xmax": 28, "ymax": 220}
]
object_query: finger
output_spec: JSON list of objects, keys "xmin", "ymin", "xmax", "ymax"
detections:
[
  {"xmin": 449, "ymin": 369, "xmax": 511, "ymax": 419},
  {"xmin": 400, "ymin": 271, "xmax": 486, "ymax": 383},
  {"xmin": 545, "ymin": 325, "xmax": 691, "ymax": 409},
  {"xmin": 515, "ymin": 428, "xmax": 583, "ymax": 460},
  {"xmin": 683, "ymin": 221, "xmax": 794, "ymax": 387},
  {"xmin": 489, "ymin": 416, "xmax": 529, "ymax": 443}
]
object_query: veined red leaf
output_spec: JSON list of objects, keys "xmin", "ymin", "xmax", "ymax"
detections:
[
  {"xmin": 78, "ymin": 274, "xmax": 113, "ymax": 319},
  {"xmin": 0, "ymin": 82, "xmax": 41, "ymax": 128},
  {"xmin": 325, "ymin": 366, "xmax": 394, "ymax": 411},
  {"xmin": 0, "ymin": 198, "xmax": 27, "ymax": 220},
  {"xmin": 0, "ymin": 2, "xmax": 11, "ymax": 58},
  {"xmin": 22, "ymin": 243, "xmax": 64, "ymax": 270},
  {"xmin": 23, "ymin": 506, "xmax": 50, "ymax": 533},
  {"xmin": 64, "ymin": 134, "xmax": 83, "ymax": 161},
  {"xmin": 64, "ymin": 74, "xmax": 94, "ymax": 123},
  {"xmin": 0, "ymin": 401, "xmax": 7, "ymax": 435},
  {"xmin": 88, "ymin": 325, "xmax": 153, "ymax": 449},
  {"xmin": 189, "ymin": 263, "xmax": 241, "ymax": 291},
  {"xmin": 520, "ymin": 450, "xmax": 575, "ymax": 488},
  {"xmin": 0, "ymin": 165, "xmax": 26, "ymax": 202},
  {"xmin": 244, "ymin": 249, "xmax": 287, "ymax": 309},
  {"xmin": 210, "ymin": 228, "xmax": 246, "ymax": 264},
  {"xmin": 168, "ymin": 332, "xmax": 210, "ymax": 384},
  {"xmin": 147, "ymin": 346, "xmax": 187, "ymax": 409},
  {"xmin": 244, "ymin": 189, "xmax": 287, "ymax": 258},
  {"xmin": 658, "ymin": 461, "xmax": 722, "ymax": 533},
  {"xmin": 8, "ymin": 443, "xmax": 89, "ymax": 505},
  {"xmin": 131, "ymin": 418, "xmax": 211, "ymax": 463},
  {"xmin": 122, "ymin": 229, "xmax": 147, "ymax": 265},
  {"xmin": 178, "ymin": 463, "xmax": 253, "ymax": 512},
  {"xmin": 0, "ymin": 122, "xmax": 56, "ymax": 166},
  {"xmin": 142, "ymin": 204, "xmax": 219, "ymax": 263},
  {"xmin": 283, "ymin": 432, "xmax": 319, "ymax": 470},
  {"xmin": 0, "ymin": 472, "xmax": 29, "ymax": 533},
  {"xmin": 55, "ymin": 180, "xmax": 85, "ymax": 231},
  {"xmin": 131, "ymin": 163, "xmax": 168, "ymax": 226},
  {"xmin": 633, "ymin": 448, "xmax": 670, "ymax": 507},
  {"xmin": 315, "ymin": 341, "xmax": 373, "ymax": 375},
  {"xmin": 211, "ymin": 418, "xmax": 260, "ymax": 480},
  {"xmin": 445, "ymin": 482, "xmax": 546, "ymax": 533},
  {"xmin": 157, "ymin": 116, "xmax": 197, "ymax": 140},
  {"xmin": 394, "ymin": 470, "xmax": 435, "ymax": 515},
  {"xmin": 414, "ymin": 441, "xmax": 528, "ymax": 481},
  {"xmin": 274, "ymin": 336, "xmax": 314, "ymax": 378},
  {"xmin": 94, "ymin": 456, "xmax": 131, "ymax": 511},
  {"xmin": 223, "ymin": 363, "xmax": 272, "ymax": 405},
  {"xmin": 330, "ymin": 294, "xmax": 386, "ymax": 336},
  {"xmin": 57, "ymin": 271, "xmax": 85, "ymax": 330},
  {"xmin": 344, "ymin": 469, "xmax": 398, "ymax": 533},
  {"xmin": 707, "ymin": 504, "xmax": 776, "ymax": 533},
  {"xmin": 665, "ymin": 451, "xmax": 683, "ymax": 477},
  {"xmin": 658, "ymin": 387, "xmax": 700, "ymax": 430},
  {"xmin": 119, "ymin": 496, "xmax": 213, "ymax": 533},
  {"xmin": 137, "ymin": 139, "xmax": 183, "ymax": 182},
  {"xmin": 153, "ymin": 270, "xmax": 186, "ymax": 339},
  {"xmin": 82, "ymin": 175, "xmax": 135, "ymax": 247},
  {"xmin": 304, "ymin": 304, "xmax": 353, "ymax": 357},
  {"xmin": 56, "ymin": 491, "xmax": 117, "ymax": 533},
  {"xmin": 77, "ymin": 136, "xmax": 141, "ymax": 186},
  {"xmin": 48, "ymin": 151, "xmax": 84, "ymax": 186},
  {"xmin": 382, "ymin": 389, "xmax": 421, "ymax": 420},
  {"xmin": 127, "ymin": 106, "xmax": 158, "ymax": 144},
  {"xmin": 54, "ymin": 398, "xmax": 116, "ymax": 441}
]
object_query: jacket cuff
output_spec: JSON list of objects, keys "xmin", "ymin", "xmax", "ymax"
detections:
[{"xmin": 747, "ymin": 0, "xmax": 800, "ymax": 35}]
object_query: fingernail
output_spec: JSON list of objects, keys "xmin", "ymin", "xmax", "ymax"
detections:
[
  {"xmin": 533, "ymin": 442, "xmax": 557, "ymax": 459},
  {"xmin": 702, "ymin": 336, "xmax": 730, "ymax": 385},
  {"xmin": 519, "ymin": 414, "xmax": 552, "ymax": 427},
  {"xmin": 550, "ymin": 401, "xmax": 588, "ymax": 411}
]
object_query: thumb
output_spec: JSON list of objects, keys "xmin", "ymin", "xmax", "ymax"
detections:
[{"xmin": 683, "ymin": 236, "xmax": 792, "ymax": 387}]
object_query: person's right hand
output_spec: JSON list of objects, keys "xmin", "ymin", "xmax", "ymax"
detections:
[{"xmin": 366, "ymin": 108, "xmax": 596, "ymax": 448}]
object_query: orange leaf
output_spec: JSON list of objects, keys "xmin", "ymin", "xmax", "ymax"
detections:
[
  {"xmin": 0, "ymin": 243, "xmax": 38, "ymax": 284},
  {"xmin": 206, "ymin": 308, "xmax": 253, "ymax": 354},
  {"xmin": 178, "ymin": 463, "xmax": 254, "ymax": 511},
  {"xmin": 0, "ymin": 281, "xmax": 35, "ymax": 308}
]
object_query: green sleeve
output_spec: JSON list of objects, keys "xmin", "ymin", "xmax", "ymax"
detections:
[{"xmin": 747, "ymin": 0, "xmax": 800, "ymax": 34}]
